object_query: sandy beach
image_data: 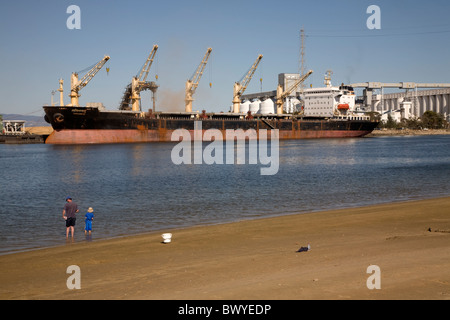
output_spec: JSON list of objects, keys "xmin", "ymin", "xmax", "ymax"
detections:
[
  {"xmin": 1, "ymin": 197, "xmax": 449, "ymax": 300},
  {"xmin": 25, "ymin": 126, "xmax": 53, "ymax": 135}
]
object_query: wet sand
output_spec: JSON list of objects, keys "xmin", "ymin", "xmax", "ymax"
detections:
[{"xmin": 1, "ymin": 197, "xmax": 449, "ymax": 300}]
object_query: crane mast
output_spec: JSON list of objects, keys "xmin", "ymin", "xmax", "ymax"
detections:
[
  {"xmin": 58, "ymin": 79, "xmax": 64, "ymax": 106},
  {"xmin": 137, "ymin": 45, "xmax": 158, "ymax": 82},
  {"xmin": 119, "ymin": 45, "xmax": 159, "ymax": 112},
  {"xmin": 69, "ymin": 55, "xmax": 110, "ymax": 107},
  {"xmin": 276, "ymin": 70, "xmax": 313, "ymax": 114},
  {"xmin": 232, "ymin": 54, "xmax": 263, "ymax": 113},
  {"xmin": 185, "ymin": 47, "xmax": 212, "ymax": 112},
  {"xmin": 130, "ymin": 45, "xmax": 159, "ymax": 111}
]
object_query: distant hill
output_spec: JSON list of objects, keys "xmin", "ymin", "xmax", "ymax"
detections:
[{"xmin": 1, "ymin": 114, "xmax": 50, "ymax": 127}]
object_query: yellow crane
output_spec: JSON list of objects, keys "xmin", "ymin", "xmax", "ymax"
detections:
[
  {"xmin": 130, "ymin": 44, "xmax": 159, "ymax": 112},
  {"xmin": 185, "ymin": 47, "xmax": 212, "ymax": 112},
  {"xmin": 232, "ymin": 54, "xmax": 263, "ymax": 113},
  {"xmin": 114, "ymin": 45, "xmax": 161, "ymax": 111},
  {"xmin": 137, "ymin": 44, "xmax": 158, "ymax": 83},
  {"xmin": 276, "ymin": 70, "xmax": 313, "ymax": 114},
  {"xmin": 58, "ymin": 79, "xmax": 64, "ymax": 106},
  {"xmin": 69, "ymin": 55, "xmax": 110, "ymax": 107}
]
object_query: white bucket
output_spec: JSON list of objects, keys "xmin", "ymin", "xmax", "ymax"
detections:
[{"xmin": 162, "ymin": 233, "xmax": 172, "ymax": 243}]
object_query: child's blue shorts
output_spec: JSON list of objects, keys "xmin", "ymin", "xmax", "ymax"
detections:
[{"xmin": 85, "ymin": 220, "xmax": 92, "ymax": 231}]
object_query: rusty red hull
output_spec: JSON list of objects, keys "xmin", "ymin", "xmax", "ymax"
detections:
[{"xmin": 45, "ymin": 128, "xmax": 373, "ymax": 144}]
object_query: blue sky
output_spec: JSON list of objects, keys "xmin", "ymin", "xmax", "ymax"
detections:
[{"xmin": 1, "ymin": 0, "xmax": 450, "ymax": 115}]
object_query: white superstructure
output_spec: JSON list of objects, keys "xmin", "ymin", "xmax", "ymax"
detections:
[{"xmin": 302, "ymin": 72, "xmax": 358, "ymax": 118}]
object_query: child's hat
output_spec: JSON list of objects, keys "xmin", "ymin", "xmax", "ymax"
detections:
[{"xmin": 88, "ymin": 207, "xmax": 94, "ymax": 213}]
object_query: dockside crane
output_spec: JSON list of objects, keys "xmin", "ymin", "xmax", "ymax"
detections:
[
  {"xmin": 276, "ymin": 70, "xmax": 313, "ymax": 114},
  {"xmin": 120, "ymin": 44, "xmax": 159, "ymax": 111},
  {"xmin": 185, "ymin": 47, "xmax": 212, "ymax": 112},
  {"xmin": 137, "ymin": 44, "xmax": 158, "ymax": 83},
  {"xmin": 69, "ymin": 55, "xmax": 110, "ymax": 107},
  {"xmin": 232, "ymin": 54, "xmax": 263, "ymax": 113}
]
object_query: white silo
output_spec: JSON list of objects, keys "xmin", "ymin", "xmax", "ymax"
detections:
[
  {"xmin": 240, "ymin": 100, "xmax": 250, "ymax": 113},
  {"xmin": 249, "ymin": 99, "xmax": 261, "ymax": 114},
  {"xmin": 259, "ymin": 98, "xmax": 275, "ymax": 114},
  {"xmin": 289, "ymin": 98, "xmax": 301, "ymax": 113}
]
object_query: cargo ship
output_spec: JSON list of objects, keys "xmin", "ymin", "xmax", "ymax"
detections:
[
  {"xmin": 43, "ymin": 94, "xmax": 378, "ymax": 145},
  {"xmin": 43, "ymin": 53, "xmax": 378, "ymax": 144},
  {"xmin": 43, "ymin": 108, "xmax": 379, "ymax": 145}
]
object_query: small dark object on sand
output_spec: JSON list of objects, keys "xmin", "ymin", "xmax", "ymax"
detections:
[{"xmin": 297, "ymin": 244, "xmax": 311, "ymax": 252}]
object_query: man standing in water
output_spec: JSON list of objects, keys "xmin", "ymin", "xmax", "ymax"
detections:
[{"xmin": 63, "ymin": 196, "xmax": 79, "ymax": 239}]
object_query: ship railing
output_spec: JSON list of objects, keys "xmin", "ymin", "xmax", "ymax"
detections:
[{"xmin": 328, "ymin": 115, "xmax": 371, "ymax": 121}]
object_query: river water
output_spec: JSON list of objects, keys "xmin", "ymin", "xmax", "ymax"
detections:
[{"xmin": 1, "ymin": 135, "xmax": 449, "ymax": 254}]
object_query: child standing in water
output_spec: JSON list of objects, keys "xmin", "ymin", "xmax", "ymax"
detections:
[{"xmin": 85, "ymin": 207, "xmax": 94, "ymax": 235}]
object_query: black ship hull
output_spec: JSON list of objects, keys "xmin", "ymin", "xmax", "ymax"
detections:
[{"xmin": 43, "ymin": 106, "xmax": 378, "ymax": 144}]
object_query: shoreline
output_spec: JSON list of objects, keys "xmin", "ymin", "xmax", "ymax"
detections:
[
  {"xmin": 367, "ymin": 128, "xmax": 450, "ymax": 137},
  {"xmin": 1, "ymin": 196, "xmax": 449, "ymax": 300},
  {"xmin": 0, "ymin": 195, "xmax": 442, "ymax": 257}
]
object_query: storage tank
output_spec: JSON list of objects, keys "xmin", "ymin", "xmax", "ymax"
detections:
[
  {"xmin": 249, "ymin": 99, "xmax": 261, "ymax": 113},
  {"xmin": 258, "ymin": 98, "xmax": 275, "ymax": 114},
  {"xmin": 290, "ymin": 98, "xmax": 301, "ymax": 113},
  {"xmin": 240, "ymin": 100, "xmax": 250, "ymax": 113}
]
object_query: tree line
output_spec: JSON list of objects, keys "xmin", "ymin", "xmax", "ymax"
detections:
[{"xmin": 367, "ymin": 111, "xmax": 449, "ymax": 129}]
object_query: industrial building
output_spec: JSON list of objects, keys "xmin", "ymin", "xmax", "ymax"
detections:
[
  {"xmin": 2, "ymin": 120, "xmax": 26, "ymax": 135},
  {"xmin": 242, "ymin": 76, "xmax": 450, "ymax": 122},
  {"xmin": 365, "ymin": 88, "xmax": 450, "ymax": 122},
  {"xmin": 349, "ymin": 82, "xmax": 450, "ymax": 122}
]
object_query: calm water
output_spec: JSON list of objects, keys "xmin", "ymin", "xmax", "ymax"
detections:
[{"xmin": 1, "ymin": 135, "xmax": 449, "ymax": 254}]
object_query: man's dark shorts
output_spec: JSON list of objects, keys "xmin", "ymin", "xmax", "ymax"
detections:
[{"xmin": 66, "ymin": 217, "xmax": 76, "ymax": 227}]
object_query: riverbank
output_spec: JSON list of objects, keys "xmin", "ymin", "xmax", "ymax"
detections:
[
  {"xmin": 367, "ymin": 128, "xmax": 450, "ymax": 137},
  {"xmin": 25, "ymin": 126, "xmax": 53, "ymax": 135},
  {"xmin": 1, "ymin": 197, "xmax": 449, "ymax": 300}
]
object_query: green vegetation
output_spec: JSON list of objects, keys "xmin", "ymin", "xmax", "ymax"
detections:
[
  {"xmin": 366, "ymin": 111, "xmax": 381, "ymax": 122},
  {"xmin": 421, "ymin": 111, "xmax": 447, "ymax": 129},
  {"xmin": 377, "ymin": 111, "xmax": 448, "ymax": 130}
]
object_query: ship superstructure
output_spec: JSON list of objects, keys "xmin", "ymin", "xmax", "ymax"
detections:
[{"xmin": 302, "ymin": 71, "xmax": 363, "ymax": 119}]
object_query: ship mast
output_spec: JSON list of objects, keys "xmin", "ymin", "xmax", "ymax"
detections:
[
  {"xmin": 324, "ymin": 70, "xmax": 333, "ymax": 88},
  {"xmin": 299, "ymin": 28, "xmax": 306, "ymax": 92},
  {"xmin": 58, "ymin": 79, "xmax": 64, "ymax": 106}
]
